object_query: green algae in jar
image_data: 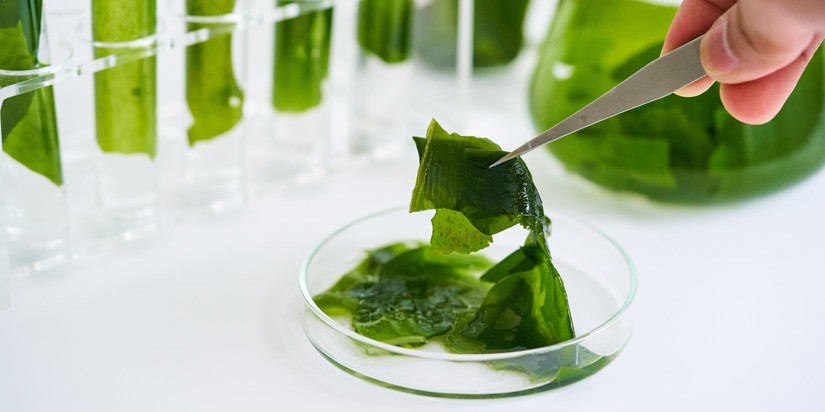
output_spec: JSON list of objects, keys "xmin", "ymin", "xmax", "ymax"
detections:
[
  {"xmin": 529, "ymin": 0, "xmax": 825, "ymax": 204},
  {"xmin": 415, "ymin": 0, "xmax": 531, "ymax": 69}
]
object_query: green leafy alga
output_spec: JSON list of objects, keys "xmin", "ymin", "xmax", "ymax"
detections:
[
  {"xmin": 1, "ymin": 0, "xmax": 63, "ymax": 185},
  {"xmin": 92, "ymin": 0, "xmax": 157, "ymax": 157},
  {"xmin": 185, "ymin": 0, "xmax": 245, "ymax": 146},
  {"xmin": 316, "ymin": 120, "xmax": 575, "ymax": 355},
  {"xmin": 411, "ymin": 120, "xmax": 574, "ymax": 351},
  {"xmin": 315, "ymin": 241, "xmax": 494, "ymax": 347},
  {"xmin": 272, "ymin": 0, "xmax": 332, "ymax": 113},
  {"xmin": 357, "ymin": 0, "xmax": 413, "ymax": 64},
  {"xmin": 415, "ymin": 0, "xmax": 530, "ymax": 69}
]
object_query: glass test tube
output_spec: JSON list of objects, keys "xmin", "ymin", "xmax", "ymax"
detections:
[
  {"xmin": 91, "ymin": 0, "xmax": 159, "ymax": 220},
  {"xmin": 1, "ymin": 0, "xmax": 70, "ymax": 271}
]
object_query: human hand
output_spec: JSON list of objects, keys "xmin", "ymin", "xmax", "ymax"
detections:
[{"xmin": 662, "ymin": 0, "xmax": 825, "ymax": 124}]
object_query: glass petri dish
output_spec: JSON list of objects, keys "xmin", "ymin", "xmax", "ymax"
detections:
[{"xmin": 300, "ymin": 207, "xmax": 636, "ymax": 398}]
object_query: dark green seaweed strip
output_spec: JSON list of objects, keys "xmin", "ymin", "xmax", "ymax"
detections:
[
  {"xmin": 185, "ymin": 0, "xmax": 244, "ymax": 146},
  {"xmin": 357, "ymin": 0, "xmax": 412, "ymax": 64},
  {"xmin": 415, "ymin": 0, "xmax": 530, "ymax": 69},
  {"xmin": 315, "ymin": 242, "xmax": 494, "ymax": 348},
  {"xmin": 410, "ymin": 119, "xmax": 575, "ymax": 351},
  {"xmin": 92, "ymin": 0, "xmax": 157, "ymax": 157},
  {"xmin": 1, "ymin": 0, "xmax": 63, "ymax": 185},
  {"xmin": 272, "ymin": 1, "xmax": 332, "ymax": 113}
]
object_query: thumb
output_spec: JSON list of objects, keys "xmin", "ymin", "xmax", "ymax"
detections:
[{"xmin": 700, "ymin": 0, "xmax": 818, "ymax": 84}]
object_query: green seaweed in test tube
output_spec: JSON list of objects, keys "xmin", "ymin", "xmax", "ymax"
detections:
[
  {"xmin": 91, "ymin": 0, "xmax": 157, "ymax": 158},
  {"xmin": 272, "ymin": 0, "xmax": 332, "ymax": 113},
  {"xmin": 356, "ymin": 0, "xmax": 413, "ymax": 64},
  {"xmin": 185, "ymin": 0, "xmax": 244, "ymax": 146},
  {"xmin": 0, "ymin": 0, "xmax": 63, "ymax": 186},
  {"xmin": 415, "ymin": 0, "xmax": 530, "ymax": 69}
]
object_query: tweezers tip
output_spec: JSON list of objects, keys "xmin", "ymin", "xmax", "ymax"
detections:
[{"xmin": 488, "ymin": 153, "xmax": 514, "ymax": 169}]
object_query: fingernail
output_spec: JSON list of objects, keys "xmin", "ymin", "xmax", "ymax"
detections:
[{"xmin": 703, "ymin": 16, "xmax": 739, "ymax": 76}]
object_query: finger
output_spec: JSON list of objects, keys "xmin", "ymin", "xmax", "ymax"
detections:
[
  {"xmin": 719, "ymin": 37, "xmax": 823, "ymax": 124},
  {"xmin": 662, "ymin": 0, "xmax": 734, "ymax": 54},
  {"xmin": 701, "ymin": 0, "xmax": 821, "ymax": 85},
  {"xmin": 674, "ymin": 76, "xmax": 715, "ymax": 97},
  {"xmin": 663, "ymin": 0, "xmax": 735, "ymax": 95}
]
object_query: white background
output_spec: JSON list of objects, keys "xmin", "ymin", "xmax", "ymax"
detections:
[{"xmin": 3, "ymin": 0, "xmax": 825, "ymax": 410}]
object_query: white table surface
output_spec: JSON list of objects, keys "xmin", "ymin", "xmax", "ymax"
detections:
[{"xmin": 2, "ymin": 136, "xmax": 825, "ymax": 411}]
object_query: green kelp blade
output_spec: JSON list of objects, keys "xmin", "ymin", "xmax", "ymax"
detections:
[
  {"xmin": 353, "ymin": 246, "xmax": 492, "ymax": 347},
  {"xmin": 357, "ymin": 0, "xmax": 412, "ymax": 64},
  {"xmin": 314, "ymin": 242, "xmax": 493, "ymax": 348},
  {"xmin": 429, "ymin": 209, "xmax": 494, "ymax": 254},
  {"xmin": 470, "ymin": 0, "xmax": 530, "ymax": 67},
  {"xmin": 186, "ymin": 0, "xmax": 233, "ymax": 15},
  {"xmin": 0, "ymin": 24, "xmax": 37, "ymax": 70},
  {"xmin": 445, "ymin": 239, "xmax": 575, "ymax": 352},
  {"xmin": 489, "ymin": 345, "xmax": 609, "ymax": 385},
  {"xmin": 93, "ymin": 55, "xmax": 157, "ymax": 157},
  {"xmin": 0, "ymin": 22, "xmax": 36, "ymax": 134},
  {"xmin": 92, "ymin": 0, "xmax": 157, "ymax": 157},
  {"xmin": 272, "ymin": 1, "xmax": 333, "ymax": 113},
  {"xmin": 185, "ymin": 0, "xmax": 244, "ymax": 146},
  {"xmin": 1, "ymin": 3, "xmax": 63, "ymax": 186},
  {"xmin": 414, "ymin": 0, "xmax": 530, "ymax": 69},
  {"xmin": 411, "ymin": 119, "xmax": 575, "ymax": 351},
  {"xmin": 0, "ymin": 21, "xmax": 35, "ymax": 136},
  {"xmin": 92, "ymin": 0, "xmax": 156, "ymax": 42},
  {"xmin": 410, "ymin": 119, "xmax": 546, "ymax": 254},
  {"xmin": 315, "ymin": 242, "xmax": 422, "ymax": 316},
  {"xmin": 479, "ymin": 231, "xmax": 546, "ymax": 283},
  {"xmin": 0, "ymin": 0, "xmax": 42, "ymax": 62},
  {"xmin": 1, "ymin": 87, "xmax": 63, "ymax": 185}
]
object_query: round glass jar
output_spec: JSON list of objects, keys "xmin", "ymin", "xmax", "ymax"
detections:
[{"xmin": 529, "ymin": 0, "xmax": 825, "ymax": 203}]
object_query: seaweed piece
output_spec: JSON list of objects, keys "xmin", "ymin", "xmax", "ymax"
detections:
[
  {"xmin": 185, "ymin": 0, "xmax": 245, "ymax": 146},
  {"xmin": 357, "ymin": 0, "xmax": 412, "ymax": 64},
  {"xmin": 411, "ymin": 119, "xmax": 576, "ymax": 351},
  {"xmin": 315, "ymin": 242, "xmax": 493, "ymax": 347},
  {"xmin": 0, "ymin": 0, "xmax": 62, "ymax": 185},
  {"xmin": 415, "ymin": 0, "xmax": 530, "ymax": 69},
  {"xmin": 316, "ymin": 119, "xmax": 576, "ymax": 354},
  {"xmin": 92, "ymin": 0, "xmax": 157, "ymax": 157},
  {"xmin": 272, "ymin": 1, "xmax": 332, "ymax": 113}
]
